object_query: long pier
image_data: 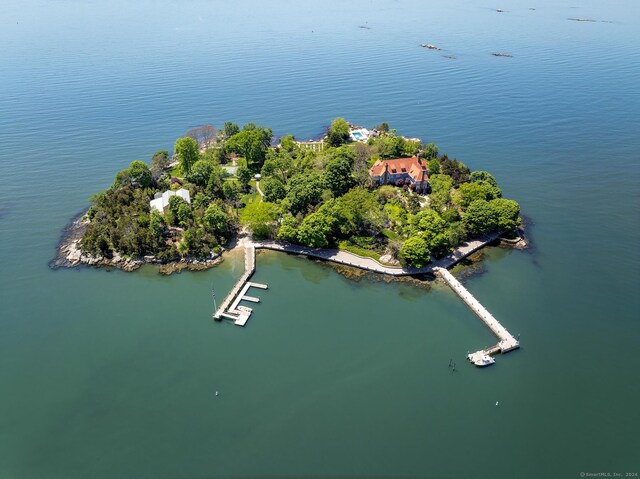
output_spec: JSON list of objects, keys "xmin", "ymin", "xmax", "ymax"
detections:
[
  {"xmin": 214, "ymin": 236, "xmax": 520, "ymax": 366},
  {"xmin": 434, "ymin": 267, "xmax": 519, "ymax": 365},
  {"xmin": 213, "ymin": 243, "xmax": 267, "ymax": 326}
]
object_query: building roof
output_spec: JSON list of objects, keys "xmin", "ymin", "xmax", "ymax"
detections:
[
  {"xmin": 150, "ymin": 188, "xmax": 191, "ymax": 213},
  {"xmin": 369, "ymin": 156, "xmax": 428, "ymax": 182}
]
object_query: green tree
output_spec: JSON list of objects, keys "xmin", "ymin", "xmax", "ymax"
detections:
[
  {"xmin": 201, "ymin": 147, "xmax": 225, "ymax": 164},
  {"xmin": 261, "ymin": 151, "xmax": 292, "ymax": 184},
  {"xmin": 427, "ymin": 158, "xmax": 440, "ymax": 175},
  {"xmin": 114, "ymin": 160, "xmax": 152, "ymax": 188},
  {"xmin": 279, "ymin": 134, "xmax": 297, "ymax": 153},
  {"xmin": 239, "ymin": 202, "xmax": 279, "ymax": 239},
  {"xmin": 203, "ymin": 204, "xmax": 230, "ymax": 238},
  {"xmin": 285, "ymin": 173, "xmax": 324, "ymax": 214},
  {"xmin": 206, "ymin": 168, "xmax": 224, "ymax": 198},
  {"xmin": 428, "ymin": 174, "xmax": 453, "ymax": 211},
  {"xmin": 374, "ymin": 122, "xmax": 389, "ymax": 132},
  {"xmin": 457, "ymin": 181, "xmax": 502, "ymax": 209},
  {"xmin": 168, "ymin": 195, "xmax": 192, "ymax": 227},
  {"xmin": 489, "ymin": 198, "xmax": 520, "ymax": 232},
  {"xmin": 114, "ymin": 169, "xmax": 131, "ymax": 188},
  {"xmin": 192, "ymin": 192, "xmax": 212, "ymax": 211},
  {"xmin": 186, "ymin": 159, "xmax": 215, "ymax": 187},
  {"xmin": 458, "ymin": 182, "xmax": 489, "ymax": 208},
  {"xmin": 236, "ymin": 164, "xmax": 252, "ymax": 189},
  {"xmin": 226, "ymin": 126, "xmax": 272, "ymax": 168},
  {"xmin": 277, "ymin": 215, "xmax": 298, "ymax": 242},
  {"xmin": 401, "ymin": 138, "xmax": 422, "ymax": 157},
  {"xmin": 150, "ymin": 150, "xmax": 170, "ymax": 176},
  {"xmin": 429, "ymin": 174, "xmax": 452, "ymax": 195},
  {"xmin": 174, "ymin": 137, "xmax": 199, "ymax": 175},
  {"xmin": 222, "ymin": 180, "xmax": 241, "ymax": 204},
  {"xmin": 296, "ymin": 211, "xmax": 335, "ymax": 247},
  {"xmin": 326, "ymin": 118, "xmax": 350, "ymax": 147},
  {"xmin": 470, "ymin": 171, "xmax": 498, "ymax": 187},
  {"xmin": 261, "ymin": 177, "xmax": 286, "ymax": 202},
  {"xmin": 440, "ymin": 157, "xmax": 470, "ymax": 185},
  {"xmin": 399, "ymin": 235, "xmax": 431, "ymax": 268},
  {"xmin": 446, "ymin": 221, "xmax": 467, "ymax": 246},
  {"xmin": 222, "ymin": 121, "xmax": 240, "ymax": 139},
  {"xmin": 333, "ymin": 188, "xmax": 385, "ymax": 236},
  {"xmin": 423, "ymin": 143, "xmax": 439, "ymax": 159},
  {"xmin": 410, "ymin": 209, "xmax": 450, "ymax": 258},
  {"xmin": 323, "ymin": 158, "xmax": 355, "ymax": 197},
  {"xmin": 410, "ymin": 209, "xmax": 447, "ymax": 237},
  {"xmin": 149, "ymin": 210, "xmax": 166, "ymax": 247},
  {"xmin": 463, "ymin": 200, "xmax": 498, "ymax": 235}
]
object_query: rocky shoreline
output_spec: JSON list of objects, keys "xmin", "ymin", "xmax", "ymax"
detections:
[
  {"xmin": 49, "ymin": 211, "xmax": 225, "ymax": 275},
  {"xmin": 51, "ymin": 210, "xmax": 529, "ymax": 277}
]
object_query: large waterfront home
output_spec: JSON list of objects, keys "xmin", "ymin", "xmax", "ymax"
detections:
[
  {"xmin": 369, "ymin": 156, "xmax": 429, "ymax": 193},
  {"xmin": 150, "ymin": 188, "xmax": 191, "ymax": 214}
]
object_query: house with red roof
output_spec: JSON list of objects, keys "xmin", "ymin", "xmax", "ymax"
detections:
[{"xmin": 369, "ymin": 156, "xmax": 429, "ymax": 193}]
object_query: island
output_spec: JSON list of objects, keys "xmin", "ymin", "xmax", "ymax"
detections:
[{"xmin": 52, "ymin": 118, "xmax": 525, "ymax": 274}]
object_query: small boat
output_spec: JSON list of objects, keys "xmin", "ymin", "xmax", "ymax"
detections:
[
  {"xmin": 467, "ymin": 351, "xmax": 496, "ymax": 367},
  {"xmin": 421, "ymin": 43, "xmax": 441, "ymax": 51},
  {"xmin": 492, "ymin": 52, "xmax": 513, "ymax": 58}
]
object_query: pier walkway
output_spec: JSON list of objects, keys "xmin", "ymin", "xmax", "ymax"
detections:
[
  {"xmin": 213, "ymin": 241, "xmax": 267, "ymax": 326},
  {"xmin": 253, "ymin": 232, "xmax": 499, "ymax": 276},
  {"xmin": 214, "ymin": 233, "xmax": 519, "ymax": 366},
  {"xmin": 434, "ymin": 266, "xmax": 519, "ymax": 365}
]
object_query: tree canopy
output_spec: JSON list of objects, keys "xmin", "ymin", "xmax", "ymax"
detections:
[
  {"xmin": 80, "ymin": 120, "xmax": 521, "ymax": 268},
  {"xmin": 174, "ymin": 137, "xmax": 199, "ymax": 175},
  {"xmin": 326, "ymin": 118, "xmax": 350, "ymax": 147},
  {"xmin": 226, "ymin": 124, "xmax": 273, "ymax": 168},
  {"xmin": 399, "ymin": 236, "xmax": 431, "ymax": 268}
]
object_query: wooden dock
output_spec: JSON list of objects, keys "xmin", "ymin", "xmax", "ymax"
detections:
[
  {"xmin": 214, "ymin": 243, "xmax": 267, "ymax": 326},
  {"xmin": 434, "ymin": 267, "xmax": 519, "ymax": 365},
  {"xmin": 213, "ymin": 238, "xmax": 520, "ymax": 365}
]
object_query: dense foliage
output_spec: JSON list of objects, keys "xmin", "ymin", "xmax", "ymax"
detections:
[{"xmin": 80, "ymin": 119, "xmax": 520, "ymax": 267}]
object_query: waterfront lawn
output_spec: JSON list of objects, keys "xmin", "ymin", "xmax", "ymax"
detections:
[{"xmin": 338, "ymin": 241, "xmax": 380, "ymax": 260}]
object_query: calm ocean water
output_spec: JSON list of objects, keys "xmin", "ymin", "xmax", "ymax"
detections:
[{"xmin": 1, "ymin": 1, "xmax": 639, "ymax": 477}]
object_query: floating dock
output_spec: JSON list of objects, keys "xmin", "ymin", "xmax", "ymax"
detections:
[
  {"xmin": 434, "ymin": 267, "xmax": 519, "ymax": 366},
  {"xmin": 214, "ymin": 244, "xmax": 268, "ymax": 326}
]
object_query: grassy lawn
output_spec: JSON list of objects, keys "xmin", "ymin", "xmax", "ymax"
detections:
[
  {"xmin": 167, "ymin": 165, "xmax": 182, "ymax": 177},
  {"xmin": 237, "ymin": 179, "xmax": 261, "ymax": 220},
  {"xmin": 337, "ymin": 241, "xmax": 380, "ymax": 261},
  {"xmin": 382, "ymin": 229, "xmax": 401, "ymax": 241},
  {"xmin": 240, "ymin": 191, "xmax": 260, "ymax": 206}
]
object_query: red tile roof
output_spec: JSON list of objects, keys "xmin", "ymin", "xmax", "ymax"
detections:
[{"xmin": 369, "ymin": 156, "xmax": 428, "ymax": 182}]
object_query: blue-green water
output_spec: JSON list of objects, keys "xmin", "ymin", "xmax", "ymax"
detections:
[{"xmin": 1, "ymin": 1, "xmax": 639, "ymax": 477}]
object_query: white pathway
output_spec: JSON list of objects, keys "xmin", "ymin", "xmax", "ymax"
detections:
[{"xmin": 253, "ymin": 232, "xmax": 500, "ymax": 276}]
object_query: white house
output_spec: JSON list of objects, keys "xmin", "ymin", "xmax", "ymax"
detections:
[{"xmin": 150, "ymin": 188, "xmax": 191, "ymax": 214}]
